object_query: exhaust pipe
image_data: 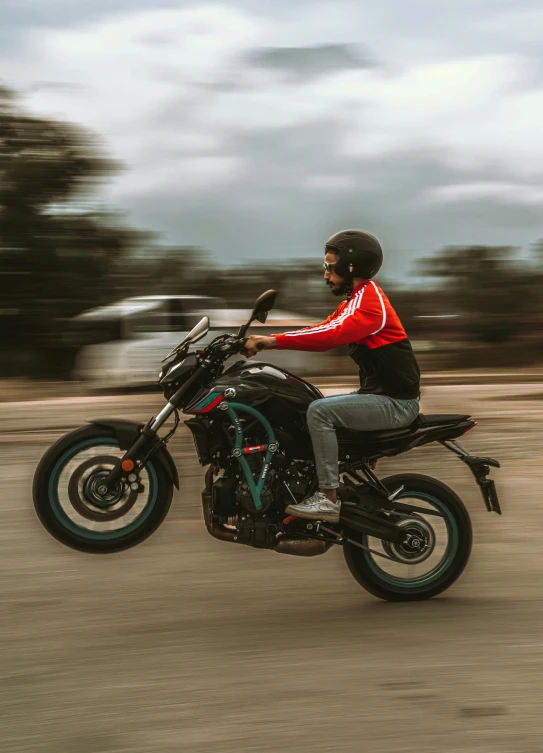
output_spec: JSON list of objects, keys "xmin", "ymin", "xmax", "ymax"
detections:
[{"xmin": 274, "ymin": 538, "xmax": 333, "ymax": 557}]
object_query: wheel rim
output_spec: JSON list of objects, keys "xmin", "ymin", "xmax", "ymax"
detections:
[
  {"xmin": 67, "ymin": 455, "xmax": 140, "ymax": 522},
  {"xmin": 361, "ymin": 491, "xmax": 459, "ymax": 589},
  {"xmin": 381, "ymin": 514, "xmax": 437, "ymax": 565},
  {"xmin": 48, "ymin": 438, "xmax": 158, "ymax": 541}
]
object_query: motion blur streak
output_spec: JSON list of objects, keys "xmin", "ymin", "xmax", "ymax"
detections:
[{"xmin": 2, "ymin": 1, "xmax": 543, "ymax": 750}]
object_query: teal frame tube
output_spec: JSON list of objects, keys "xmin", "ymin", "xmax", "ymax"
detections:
[{"xmin": 226, "ymin": 402, "xmax": 276, "ymax": 512}]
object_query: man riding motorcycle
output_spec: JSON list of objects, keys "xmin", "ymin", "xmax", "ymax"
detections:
[{"xmin": 243, "ymin": 229, "xmax": 421, "ymax": 523}]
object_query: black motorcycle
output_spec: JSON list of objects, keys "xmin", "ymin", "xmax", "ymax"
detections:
[{"xmin": 33, "ymin": 290, "xmax": 502, "ymax": 601}]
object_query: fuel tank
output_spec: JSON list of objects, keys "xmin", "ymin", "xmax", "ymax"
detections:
[
  {"xmin": 216, "ymin": 360, "xmax": 322, "ymax": 405},
  {"xmin": 185, "ymin": 360, "xmax": 322, "ymax": 416},
  {"xmin": 185, "ymin": 361, "xmax": 322, "ymax": 459}
]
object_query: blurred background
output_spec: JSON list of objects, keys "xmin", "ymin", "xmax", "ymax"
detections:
[
  {"xmin": 3, "ymin": 0, "xmax": 543, "ymax": 386},
  {"xmin": 3, "ymin": 3, "xmax": 543, "ymax": 753}
]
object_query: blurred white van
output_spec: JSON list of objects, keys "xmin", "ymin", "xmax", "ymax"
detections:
[{"xmin": 71, "ymin": 295, "xmax": 331, "ymax": 389}]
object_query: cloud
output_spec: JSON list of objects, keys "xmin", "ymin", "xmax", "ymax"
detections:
[
  {"xmin": 243, "ymin": 43, "xmax": 377, "ymax": 80},
  {"xmin": 303, "ymin": 174, "xmax": 355, "ymax": 192},
  {"xmin": 423, "ymin": 182, "xmax": 543, "ymax": 206},
  {"xmin": 472, "ymin": 6, "xmax": 543, "ymax": 45},
  {"xmin": 2, "ymin": 0, "xmax": 543, "ymax": 276}
]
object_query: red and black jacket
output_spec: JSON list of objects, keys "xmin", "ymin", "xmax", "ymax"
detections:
[{"xmin": 273, "ymin": 280, "xmax": 420, "ymax": 400}]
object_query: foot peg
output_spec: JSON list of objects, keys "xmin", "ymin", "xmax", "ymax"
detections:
[{"xmin": 388, "ymin": 486, "xmax": 405, "ymax": 502}]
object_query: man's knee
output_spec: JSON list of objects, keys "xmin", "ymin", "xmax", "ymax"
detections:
[{"xmin": 307, "ymin": 399, "xmax": 331, "ymax": 430}]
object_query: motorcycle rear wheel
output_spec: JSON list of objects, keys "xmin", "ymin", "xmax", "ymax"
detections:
[
  {"xmin": 343, "ymin": 473, "xmax": 472, "ymax": 602},
  {"xmin": 33, "ymin": 425, "xmax": 173, "ymax": 554}
]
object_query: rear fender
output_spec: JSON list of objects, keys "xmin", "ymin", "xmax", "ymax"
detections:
[
  {"xmin": 409, "ymin": 420, "xmax": 476, "ymax": 448},
  {"xmin": 89, "ymin": 418, "xmax": 179, "ymax": 489}
]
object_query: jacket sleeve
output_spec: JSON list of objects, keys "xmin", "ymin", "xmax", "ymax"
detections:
[{"xmin": 272, "ymin": 285, "xmax": 385, "ymax": 352}]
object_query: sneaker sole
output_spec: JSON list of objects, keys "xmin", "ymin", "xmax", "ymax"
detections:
[{"xmin": 284, "ymin": 506, "xmax": 340, "ymax": 523}]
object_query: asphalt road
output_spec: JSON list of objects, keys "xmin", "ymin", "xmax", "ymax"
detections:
[{"xmin": 2, "ymin": 382, "xmax": 543, "ymax": 752}]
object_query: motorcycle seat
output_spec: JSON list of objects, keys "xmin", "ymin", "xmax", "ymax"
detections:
[{"xmin": 337, "ymin": 414, "xmax": 471, "ymax": 442}]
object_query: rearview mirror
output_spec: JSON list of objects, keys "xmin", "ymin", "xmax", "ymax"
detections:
[
  {"xmin": 252, "ymin": 289, "xmax": 277, "ymax": 324},
  {"xmin": 238, "ymin": 290, "xmax": 277, "ymax": 337}
]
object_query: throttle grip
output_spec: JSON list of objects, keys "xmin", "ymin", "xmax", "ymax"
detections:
[{"xmin": 239, "ymin": 337, "xmax": 267, "ymax": 355}]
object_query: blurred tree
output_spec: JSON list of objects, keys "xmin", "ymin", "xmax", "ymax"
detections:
[
  {"xmin": 416, "ymin": 245, "xmax": 541, "ymax": 346},
  {"xmin": 7, "ymin": 82, "xmax": 543, "ymax": 378},
  {"xmin": 0, "ymin": 86, "xmax": 152, "ymax": 375}
]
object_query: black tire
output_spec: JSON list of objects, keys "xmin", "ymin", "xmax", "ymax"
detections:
[
  {"xmin": 343, "ymin": 473, "xmax": 472, "ymax": 602},
  {"xmin": 33, "ymin": 425, "xmax": 174, "ymax": 554}
]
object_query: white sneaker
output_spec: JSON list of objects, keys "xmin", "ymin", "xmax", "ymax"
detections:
[{"xmin": 285, "ymin": 492, "xmax": 341, "ymax": 523}]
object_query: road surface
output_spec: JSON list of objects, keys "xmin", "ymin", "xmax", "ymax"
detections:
[{"xmin": 2, "ymin": 382, "xmax": 543, "ymax": 752}]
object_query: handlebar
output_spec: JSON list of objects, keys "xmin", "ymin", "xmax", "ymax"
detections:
[
  {"xmin": 237, "ymin": 337, "xmax": 267, "ymax": 352},
  {"xmin": 205, "ymin": 334, "xmax": 267, "ymax": 361},
  {"xmin": 218, "ymin": 336, "xmax": 246, "ymax": 354}
]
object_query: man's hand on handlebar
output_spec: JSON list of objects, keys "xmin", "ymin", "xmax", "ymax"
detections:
[{"xmin": 242, "ymin": 336, "xmax": 277, "ymax": 357}]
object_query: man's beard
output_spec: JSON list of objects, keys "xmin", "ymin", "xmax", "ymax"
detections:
[{"xmin": 327, "ymin": 280, "xmax": 348, "ymax": 297}]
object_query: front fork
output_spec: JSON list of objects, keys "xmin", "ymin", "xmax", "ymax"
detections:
[
  {"xmin": 102, "ymin": 418, "xmax": 165, "ymax": 490},
  {"xmin": 102, "ymin": 365, "xmax": 207, "ymax": 491}
]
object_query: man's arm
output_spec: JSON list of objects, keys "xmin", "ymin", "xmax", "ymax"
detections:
[
  {"xmin": 243, "ymin": 309, "xmax": 342, "ymax": 356},
  {"xmin": 272, "ymin": 284, "xmax": 385, "ymax": 352}
]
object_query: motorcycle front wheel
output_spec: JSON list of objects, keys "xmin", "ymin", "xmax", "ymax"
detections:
[
  {"xmin": 343, "ymin": 473, "xmax": 472, "ymax": 602},
  {"xmin": 33, "ymin": 425, "xmax": 173, "ymax": 553}
]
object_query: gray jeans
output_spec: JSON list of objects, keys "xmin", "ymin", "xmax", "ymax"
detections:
[{"xmin": 307, "ymin": 393, "xmax": 420, "ymax": 489}]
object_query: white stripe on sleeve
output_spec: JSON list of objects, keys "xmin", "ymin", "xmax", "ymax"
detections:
[
  {"xmin": 369, "ymin": 281, "xmax": 386, "ymax": 335},
  {"xmin": 283, "ymin": 289, "xmax": 364, "ymax": 338}
]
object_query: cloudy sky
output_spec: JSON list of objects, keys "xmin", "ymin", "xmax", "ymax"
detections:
[{"xmin": 3, "ymin": 0, "xmax": 543, "ymax": 279}]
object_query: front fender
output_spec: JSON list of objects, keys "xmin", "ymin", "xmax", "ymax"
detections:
[{"xmin": 89, "ymin": 418, "xmax": 179, "ymax": 489}]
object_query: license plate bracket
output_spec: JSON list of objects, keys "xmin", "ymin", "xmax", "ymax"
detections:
[
  {"xmin": 477, "ymin": 476, "xmax": 501, "ymax": 514},
  {"xmin": 441, "ymin": 440, "xmax": 502, "ymax": 515},
  {"xmin": 461, "ymin": 455, "xmax": 502, "ymax": 515}
]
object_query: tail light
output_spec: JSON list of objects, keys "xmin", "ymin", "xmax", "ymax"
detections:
[{"xmin": 460, "ymin": 421, "xmax": 477, "ymax": 436}]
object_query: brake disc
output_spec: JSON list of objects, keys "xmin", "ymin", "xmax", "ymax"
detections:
[{"xmin": 67, "ymin": 455, "xmax": 139, "ymax": 522}]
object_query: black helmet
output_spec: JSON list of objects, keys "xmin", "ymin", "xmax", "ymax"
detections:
[{"xmin": 325, "ymin": 229, "xmax": 383, "ymax": 282}]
